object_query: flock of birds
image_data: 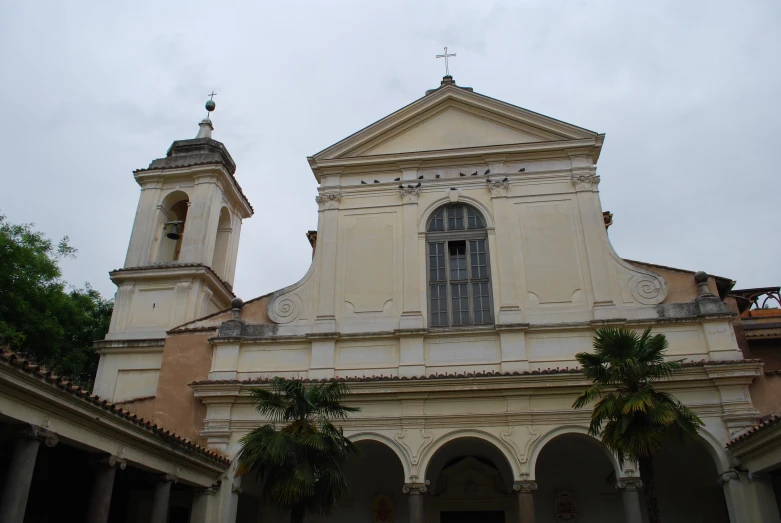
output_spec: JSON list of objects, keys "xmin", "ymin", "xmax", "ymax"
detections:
[{"xmin": 359, "ymin": 167, "xmax": 527, "ymax": 188}]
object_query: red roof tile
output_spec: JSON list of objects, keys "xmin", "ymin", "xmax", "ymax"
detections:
[
  {"xmin": 0, "ymin": 350, "xmax": 230, "ymax": 466},
  {"xmin": 727, "ymin": 415, "xmax": 781, "ymax": 448}
]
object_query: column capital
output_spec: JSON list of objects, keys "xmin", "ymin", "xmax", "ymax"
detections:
[
  {"xmin": 719, "ymin": 470, "xmax": 740, "ymax": 484},
  {"xmin": 399, "ymin": 186, "xmax": 421, "ymax": 204},
  {"xmin": 402, "ymin": 482, "xmax": 428, "ymax": 495},
  {"xmin": 572, "ymin": 172, "xmax": 600, "ymax": 192},
  {"xmin": 12, "ymin": 424, "xmax": 59, "ymax": 448},
  {"xmin": 487, "ymin": 180, "xmax": 509, "ymax": 197},
  {"xmin": 92, "ymin": 455, "xmax": 127, "ymax": 470},
  {"xmin": 315, "ymin": 192, "xmax": 342, "ymax": 211},
  {"xmin": 616, "ymin": 477, "xmax": 643, "ymax": 491},
  {"xmin": 158, "ymin": 473, "xmax": 178, "ymax": 484},
  {"xmin": 513, "ymin": 480, "xmax": 538, "ymax": 493}
]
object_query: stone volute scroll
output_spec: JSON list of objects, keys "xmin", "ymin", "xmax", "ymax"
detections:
[
  {"xmin": 315, "ymin": 192, "xmax": 342, "ymax": 210},
  {"xmin": 268, "ymin": 292, "xmax": 304, "ymax": 324}
]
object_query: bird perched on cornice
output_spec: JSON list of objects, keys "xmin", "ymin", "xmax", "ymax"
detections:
[
  {"xmin": 502, "ymin": 177, "xmax": 508, "ymax": 182},
  {"xmin": 471, "ymin": 171, "xmax": 478, "ymax": 176},
  {"xmin": 485, "ymin": 169, "xmax": 490, "ymax": 175},
  {"xmin": 361, "ymin": 180, "xmax": 367, "ymax": 184},
  {"xmin": 415, "ymin": 182, "xmax": 421, "ymax": 188},
  {"xmin": 417, "ymin": 175, "xmax": 424, "ymax": 179},
  {"xmin": 435, "ymin": 174, "xmax": 440, "ymax": 178},
  {"xmin": 374, "ymin": 180, "xmax": 380, "ymax": 183},
  {"xmin": 518, "ymin": 167, "xmax": 526, "ymax": 172},
  {"xmin": 398, "ymin": 185, "xmax": 404, "ymax": 189},
  {"xmin": 407, "ymin": 184, "xmax": 414, "ymax": 189},
  {"xmin": 459, "ymin": 172, "xmax": 466, "ymax": 177},
  {"xmin": 394, "ymin": 177, "xmax": 400, "ymax": 181}
]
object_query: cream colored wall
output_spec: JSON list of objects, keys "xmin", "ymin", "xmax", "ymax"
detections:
[{"xmin": 93, "ymin": 346, "xmax": 163, "ymax": 401}]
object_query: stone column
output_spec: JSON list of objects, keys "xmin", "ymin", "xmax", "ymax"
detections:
[
  {"xmin": 150, "ymin": 474, "xmax": 177, "ymax": 523},
  {"xmin": 0, "ymin": 425, "xmax": 58, "ymax": 523},
  {"xmin": 190, "ymin": 486, "xmax": 217, "ymax": 523},
  {"xmin": 747, "ymin": 473, "xmax": 781, "ymax": 523},
  {"xmin": 403, "ymin": 483, "xmax": 427, "ymax": 523},
  {"xmin": 86, "ymin": 455, "xmax": 126, "ymax": 523},
  {"xmin": 616, "ymin": 478, "xmax": 643, "ymax": 523},
  {"xmin": 514, "ymin": 481, "xmax": 536, "ymax": 523},
  {"xmin": 720, "ymin": 471, "xmax": 752, "ymax": 523}
]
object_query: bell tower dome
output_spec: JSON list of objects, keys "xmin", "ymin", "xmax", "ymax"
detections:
[{"xmin": 104, "ymin": 99, "xmax": 253, "ymax": 341}]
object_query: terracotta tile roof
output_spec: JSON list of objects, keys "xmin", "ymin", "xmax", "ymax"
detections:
[
  {"xmin": 191, "ymin": 359, "xmax": 760, "ymax": 386},
  {"xmin": 727, "ymin": 415, "xmax": 781, "ymax": 448},
  {"xmin": 0, "ymin": 350, "xmax": 230, "ymax": 466},
  {"xmin": 110, "ymin": 263, "xmax": 235, "ymax": 298}
]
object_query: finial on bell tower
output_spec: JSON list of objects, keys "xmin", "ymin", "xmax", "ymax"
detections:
[{"xmin": 196, "ymin": 92, "xmax": 217, "ymax": 139}]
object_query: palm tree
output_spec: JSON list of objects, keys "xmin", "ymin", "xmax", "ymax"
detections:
[
  {"xmin": 236, "ymin": 377, "xmax": 359, "ymax": 523},
  {"xmin": 572, "ymin": 327, "xmax": 703, "ymax": 523}
]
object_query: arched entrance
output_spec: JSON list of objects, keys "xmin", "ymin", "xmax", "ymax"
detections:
[
  {"xmin": 653, "ymin": 437, "xmax": 729, "ymax": 522},
  {"xmin": 424, "ymin": 437, "xmax": 517, "ymax": 523},
  {"xmin": 534, "ymin": 432, "xmax": 623, "ymax": 523}
]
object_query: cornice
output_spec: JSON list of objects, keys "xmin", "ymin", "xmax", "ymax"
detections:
[
  {"xmin": 191, "ymin": 362, "xmax": 761, "ymax": 399},
  {"xmin": 310, "ymin": 139, "xmax": 600, "ymax": 175},
  {"xmin": 109, "ymin": 263, "xmax": 235, "ymax": 302},
  {"xmin": 133, "ymin": 163, "xmax": 253, "ymax": 218},
  {"xmin": 207, "ymin": 312, "xmax": 738, "ymax": 345}
]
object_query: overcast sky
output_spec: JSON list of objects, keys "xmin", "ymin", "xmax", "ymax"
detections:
[{"xmin": 1, "ymin": 0, "xmax": 779, "ymax": 301}]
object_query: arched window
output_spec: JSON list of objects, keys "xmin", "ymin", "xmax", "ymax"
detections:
[{"xmin": 426, "ymin": 204, "xmax": 492, "ymax": 327}]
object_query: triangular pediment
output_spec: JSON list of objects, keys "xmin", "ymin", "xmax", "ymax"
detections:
[
  {"xmin": 311, "ymin": 84, "xmax": 601, "ymax": 164},
  {"xmin": 357, "ymin": 106, "xmax": 546, "ymax": 156}
]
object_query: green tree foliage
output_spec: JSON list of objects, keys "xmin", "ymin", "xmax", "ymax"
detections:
[
  {"xmin": 236, "ymin": 378, "xmax": 359, "ymax": 523},
  {"xmin": 0, "ymin": 214, "xmax": 113, "ymax": 386},
  {"xmin": 573, "ymin": 327, "xmax": 703, "ymax": 523}
]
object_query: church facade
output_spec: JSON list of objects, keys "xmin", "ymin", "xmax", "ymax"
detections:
[{"xmin": 2, "ymin": 77, "xmax": 780, "ymax": 523}]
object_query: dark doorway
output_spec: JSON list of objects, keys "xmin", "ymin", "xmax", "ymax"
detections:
[{"xmin": 441, "ymin": 510, "xmax": 505, "ymax": 523}]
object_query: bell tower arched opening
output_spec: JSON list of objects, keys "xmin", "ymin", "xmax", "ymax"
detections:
[
  {"xmin": 153, "ymin": 191, "xmax": 189, "ymax": 263},
  {"xmin": 211, "ymin": 206, "xmax": 231, "ymax": 279}
]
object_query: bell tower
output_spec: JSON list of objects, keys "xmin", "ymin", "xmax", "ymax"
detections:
[{"xmin": 104, "ymin": 98, "xmax": 253, "ymax": 341}]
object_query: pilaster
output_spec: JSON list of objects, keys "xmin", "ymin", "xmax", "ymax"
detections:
[
  {"xmin": 399, "ymin": 186, "xmax": 424, "ymax": 329},
  {"xmin": 488, "ymin": 179, "xmax": 523, "ymax": 325},
  {"xmin": 314, "ymin": 191, "xmax": 342, "ymax": 332},
  {"xmin": 569, "ymin": 155, "xmax": 618, "ymax": 318}
]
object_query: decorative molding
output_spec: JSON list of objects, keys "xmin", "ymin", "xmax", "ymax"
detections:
[
  {"xmin": 268, "ymin": 292, "xmax": 303, "ymax": 324},
  {"xmin": 500, "ymin": 425, "xmax": 541, "ymax": 464},
  {"xmin": 399, "ymin": 186, "xmax": 421, "ymax": 204},
  {"xmin": 315, "ymin": 192, "xmax": 342, "ymax": 210},
  {"xmin": 395, "ymin": 429, "xmax": 433, "ymax": 465},
  {"xmin": 628, "ymin": 273, "xmax": 668, "ymax": 305},
  {"xmin": 487, "ymin": 180, "xmax": 510, "ymax": 197},
  {"xmin": 572, "ymin": 172, "xmax": 600, "ymax": 191}
]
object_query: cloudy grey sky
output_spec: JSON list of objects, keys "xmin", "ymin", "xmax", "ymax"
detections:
[{"xmin": 1, "ymin": 0, "xmax": 779, "ymax": 301}]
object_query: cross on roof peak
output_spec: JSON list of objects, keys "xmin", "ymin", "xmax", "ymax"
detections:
[{"xmin": 436, "ymin": 47, "xmax": 456, "ymax": 77}]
